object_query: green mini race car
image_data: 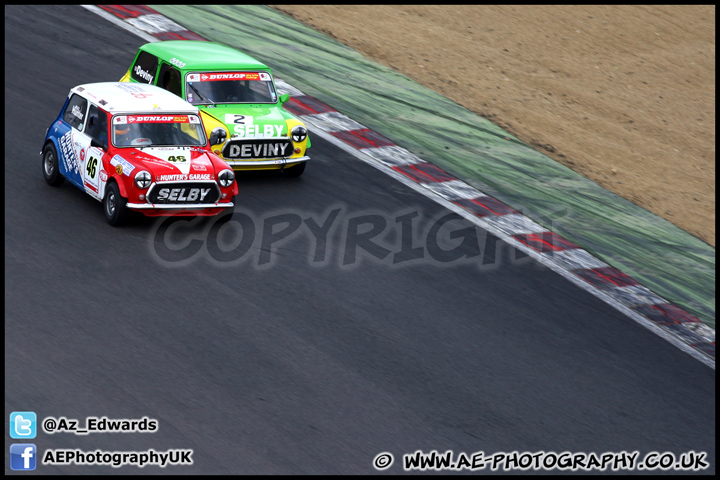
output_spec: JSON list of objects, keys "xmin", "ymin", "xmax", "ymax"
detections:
[{"xmin": 121, "ymin": 41, "xmax": 310, "ymax": 177}]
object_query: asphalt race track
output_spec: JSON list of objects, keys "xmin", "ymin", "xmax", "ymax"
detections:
[{"xmin": 4, "ymin": 5, "xmax": 714, "ymax": 474}]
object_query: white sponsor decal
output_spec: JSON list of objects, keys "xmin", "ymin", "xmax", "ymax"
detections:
[
  {"xmin": 227, "ymin": 115, "xmax": 282, "ymax": 137},
  {"xmin": 228, "ymin": 142, "xmax": 290, "ymax": 158},
  {"xmin": 158, "ymin": 173, "xmax": 212, "ymax": 181},
  {"xmin": 115, "ymin": 83, "xmax": 148, "ymax": 93},
  {"xmin": 156, "ymin": 187, "xmax": 212, "ymax": 201},
  {"xmin": 110, "ymin": 155, "xmax": 136, "ymax": 176},
  {"xmin": 169, "ymin": 57, "xmax": 186, "ymax": 68},
  {"xmin": 134, "ymin": 64, "xmax": 154, "ymax": 83},
  {"xmin": 233, "ymin": 124, "xmax": 284, "ymax": 138},
  {"xmin": 59, "ymin": 131, "xmax": 78, "ymax": 174},
  {"xmin": 226, "ymin": 115, "xmax": 284, "ymax": 137},
  {"xmin": 186, "ymin": 73, "xmax": 200, "ymax": 82},
  {"xmin": 71, "ymin": 105, "xmax": 84, "ymax": 120},
  {"xmin": 159, "ymin": 174, "xmax": 185, "ymax": 181},
  {"xmin": 150, "ymin": 149, "xmax": 192, "ymax": 175},
  {"xmin": 259, "ymin": 72, "xmax": 271, "ymax": 81}
]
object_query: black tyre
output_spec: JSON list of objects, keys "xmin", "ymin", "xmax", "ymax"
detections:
[
  {"xmin": 216, "ymin": 211, "xmax": 234, "ymax": 224},
  {"xmin": 282, "ymin": 161, "xmax": 306, "ymax": 177},
  {"xmin": 215, "ymin": 201, "xmax": 235, "ymax": 224},
  {"xmin": 42, "ymin": 143, "xmax": 65, "ymax": 186},
  {"xmin": 103, "ymin": 181, "xmax": 129, "ymax": 226}
]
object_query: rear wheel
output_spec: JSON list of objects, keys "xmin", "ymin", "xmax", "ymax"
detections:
[
  {"xmin": 282, "ymin": 162, "xmax": 306, "ymax": 178},
  {"xmin": 103, "ymin": 181, "xmax": 129, "ymax": 226},
  {"xmin": 42, "ymin": 143, "xmax": 65, "ymax": 186}
]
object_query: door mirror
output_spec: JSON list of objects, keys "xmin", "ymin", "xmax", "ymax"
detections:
[
  {"xmin": 279, "ymin": 93, "xmax": 290, "ymax": 104},
  {"xmin": 90, "ymin": 138, "xmax": 107, "ymax": 151}
]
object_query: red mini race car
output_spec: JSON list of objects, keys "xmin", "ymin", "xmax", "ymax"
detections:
[{"xmin": 41, "ymin": 82, "xmax": 239, "ymax": 225}]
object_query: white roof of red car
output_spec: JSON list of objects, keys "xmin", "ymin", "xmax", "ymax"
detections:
[{"xmin": 70, "ymin": 82, "xmax": 197, "ymax": 114}]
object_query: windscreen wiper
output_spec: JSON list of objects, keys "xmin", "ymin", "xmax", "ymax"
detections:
[{"xmin": 187, "ymin": 83, "xmax": 214, "ymax": 105}]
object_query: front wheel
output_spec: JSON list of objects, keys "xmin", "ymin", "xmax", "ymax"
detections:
[
  {"xmin": 42, "ymin": 143, "xmax": 65, "ymax": 186},
  {"xmin": 103, "ymin": 181, "xmax": 129, "ymax": 226},
  {"xmin": 215, "ymin": 203, "xmax": 234, "ymax": 224},
  {"xmin": 282, "ymin": 162, "xmax": 306, "ymax": 178}
]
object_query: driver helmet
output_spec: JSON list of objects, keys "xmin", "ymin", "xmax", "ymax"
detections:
[
  {"xmin": 114, "ymin": 123, "xmax": 134, "ymax": 145},
  {"xmin": 115, "ymin": 124, "xmax": 130, "ymax": 136}
]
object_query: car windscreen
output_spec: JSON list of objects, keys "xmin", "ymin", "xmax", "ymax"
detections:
[
  {"xmin": 185, "ymin": 71, "xmax": 278, "ymax": 105},
  {"xmin": 111, "ymin": 114, "xmax": 207, "ymax": 147}
]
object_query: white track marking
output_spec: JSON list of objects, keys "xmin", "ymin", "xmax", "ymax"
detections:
[{"xmin": 80, "ymin": 6, "xmax": 158, "ymax": 43}]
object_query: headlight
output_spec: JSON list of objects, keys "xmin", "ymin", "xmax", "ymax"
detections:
[
  {"xmin": 134, "ymin": 170, "xmax": 152, "ymax": 189},
  {"xmin": 291, "ymin": 125, "xmax": 307, "ymax": 143},
  {"xmin": 218, "ymin": 169, "xmax": 235, "ymax": 187},
  {"xmin": 210, "ymin": 127, "xmax": 227, "ymax": 146}
]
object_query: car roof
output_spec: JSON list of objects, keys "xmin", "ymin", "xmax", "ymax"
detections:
[
  {"xmin": 139, "ymin": 41, "xmax": 270, "ymax": 72},
  {"xmin": 71, "ymin": 82, "xmax": 199, "ymax": 114}
]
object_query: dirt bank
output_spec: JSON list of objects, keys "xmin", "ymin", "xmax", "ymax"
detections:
[{"xmin": 271, "ymin": 5, "xmax": 715, "ymax": 246}]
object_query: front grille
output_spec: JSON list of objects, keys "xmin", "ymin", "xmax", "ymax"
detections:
[
  {"xmin": 222, "ymin": 139, "xmax": 293, "ymax": 160},
  {"xmin": 147, "ymin": 182, "xmax": 220, "ymax": 204}
]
